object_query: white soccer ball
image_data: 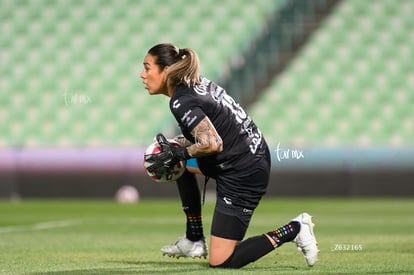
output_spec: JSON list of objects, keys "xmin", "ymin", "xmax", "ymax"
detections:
[
  {"xmin": 115, "ymin": 185, "xmax": 140, "ymax": 204},
  {"xmin": 143, "ymin": 140, "xmax": 186, "ymax": 183}
]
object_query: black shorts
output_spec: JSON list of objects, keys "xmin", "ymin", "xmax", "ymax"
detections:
[{"xmin": 211, "ymin": 149, "xmax": 271, "ymax": 240}]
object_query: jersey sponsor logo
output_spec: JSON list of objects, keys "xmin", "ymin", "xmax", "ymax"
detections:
[
  {"xmin": 187, "ymin": 116, "xmax": 197, "ymax": 127},
  {"xmin": 249, "ymin": 129, "xmax": 262, "ymax": 154},
  {"xmin": 243, "ymin": 208, "xmax": 253, "ymax": 214},
  {"xmin": 180, "ymin": 109, "xmax": 198, "ymax": 128},
  {"xmin": 181, "ymin": 110, "xmax": 192, "ymax": 121},
  {"xmin": 193, "ymin": 77, "xmax": 210, "ymax": 95},
  {"xmin": 223, "ymin": 197, "xmax": 232, "ymax": 205},
  {"xmin": 172, "ymin": 99, "xmax": 181, "ymax": 109}
]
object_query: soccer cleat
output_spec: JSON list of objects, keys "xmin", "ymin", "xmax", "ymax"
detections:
[
  {"xmin": 161, "ymin": 236, "xmax": 208, "ymax": 259},
  {"xmin": 292, "ymin": 213, "xmax": 319, "ymax": 266}
]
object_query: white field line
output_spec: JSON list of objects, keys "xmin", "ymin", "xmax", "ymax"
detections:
[{"xmin": 0, "ymin": 220, "xmax": 80, "ymax": 234}]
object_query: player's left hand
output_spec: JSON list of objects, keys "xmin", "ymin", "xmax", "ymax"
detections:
[
  {"xmin": 155, "ymin": 133, "xmax": 191, "ymax": 165},
  {"xmin": 144, "ymin": 133, "xmax": 191, "ymax": 181},
  {"xmin": 144, "ymin": 156, "xmax": 173, "ymax": 180}
]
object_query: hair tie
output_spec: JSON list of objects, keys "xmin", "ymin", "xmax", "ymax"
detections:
[{"xmin": 179, "ymin": 48, "xmax": 187, "ymax": 59}]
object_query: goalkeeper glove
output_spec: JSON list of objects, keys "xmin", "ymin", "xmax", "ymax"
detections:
[{"xmin": 145, "ymin": 133, "xmax": 191, "ymax": 180}]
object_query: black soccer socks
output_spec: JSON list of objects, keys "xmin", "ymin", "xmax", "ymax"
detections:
[
  {"xmin": 211, "ymin": 235, "xmax": 274, "ymax": 268},
  {"xmin": 267, "ymin": 221, "xmax": 301, "ymax": 247},
  {"xmin": 176, "ymin": 170, "xmax": 204, "ymax": 241}
]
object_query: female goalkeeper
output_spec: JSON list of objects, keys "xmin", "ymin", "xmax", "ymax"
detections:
[{"xmin": 140, "ymin": 43, "xmax": 318, "ymax": 268}]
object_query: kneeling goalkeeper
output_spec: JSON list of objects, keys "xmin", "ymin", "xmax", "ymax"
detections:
[{"xmin": 140, "ymin": 43, "xmax": 318, "ymax": 268}]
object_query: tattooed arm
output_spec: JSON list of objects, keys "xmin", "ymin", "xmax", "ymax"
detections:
[
  {"xmin": 173, "ymin": 134, "xmax": 193, "ymax": 147},
  {"xmin": 186, "ymin": 117, "xmax": 223, "ymax": 158}
]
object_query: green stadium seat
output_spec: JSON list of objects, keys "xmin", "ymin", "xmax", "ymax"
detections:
[
  {"xmin": 2, "ymin": 0, "xmax": 412, "ymax": 148},
  {"xmin": 249, "ymin": 0, "xmax": 414, "ymax": 147}
]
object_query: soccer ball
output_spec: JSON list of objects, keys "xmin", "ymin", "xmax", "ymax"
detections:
[
  {"xmin": 143, "ymin": 140, "xmax": 186, "ymax": 183},
  {"xmin": 115, "ymin": 185, "xmax": 140, "ymax": 204}
]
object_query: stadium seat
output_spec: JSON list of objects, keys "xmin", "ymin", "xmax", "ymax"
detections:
[
  {"xmin": 1, "ymin": 0, "xmax": 284, "ymax": 147},
  {"xmin": 250, "ymin": 0, "xmax": 414, "ymax": 147},
  {"xmin": 3, "ymin": 0, "xmax": 412, "ymax": 148}
]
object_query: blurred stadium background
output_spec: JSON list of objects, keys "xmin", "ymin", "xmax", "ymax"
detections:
[{"xmin": 1, "ymin": 0, "xmax": 413, "ymax": 198}]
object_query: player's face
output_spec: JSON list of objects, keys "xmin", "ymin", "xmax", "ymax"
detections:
[{"xmin": 140, "ymin": 54, "xmax": 168, "ymax": 96}]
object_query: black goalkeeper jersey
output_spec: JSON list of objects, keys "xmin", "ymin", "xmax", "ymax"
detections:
[{"xmin": 169, "ymin": 77, "xmax": 268, "ymax": 178}]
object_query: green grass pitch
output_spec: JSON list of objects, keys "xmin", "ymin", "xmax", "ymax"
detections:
[{"xmin": 0, "ymin": 197, "xmax": 413, "ymax": 274}]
